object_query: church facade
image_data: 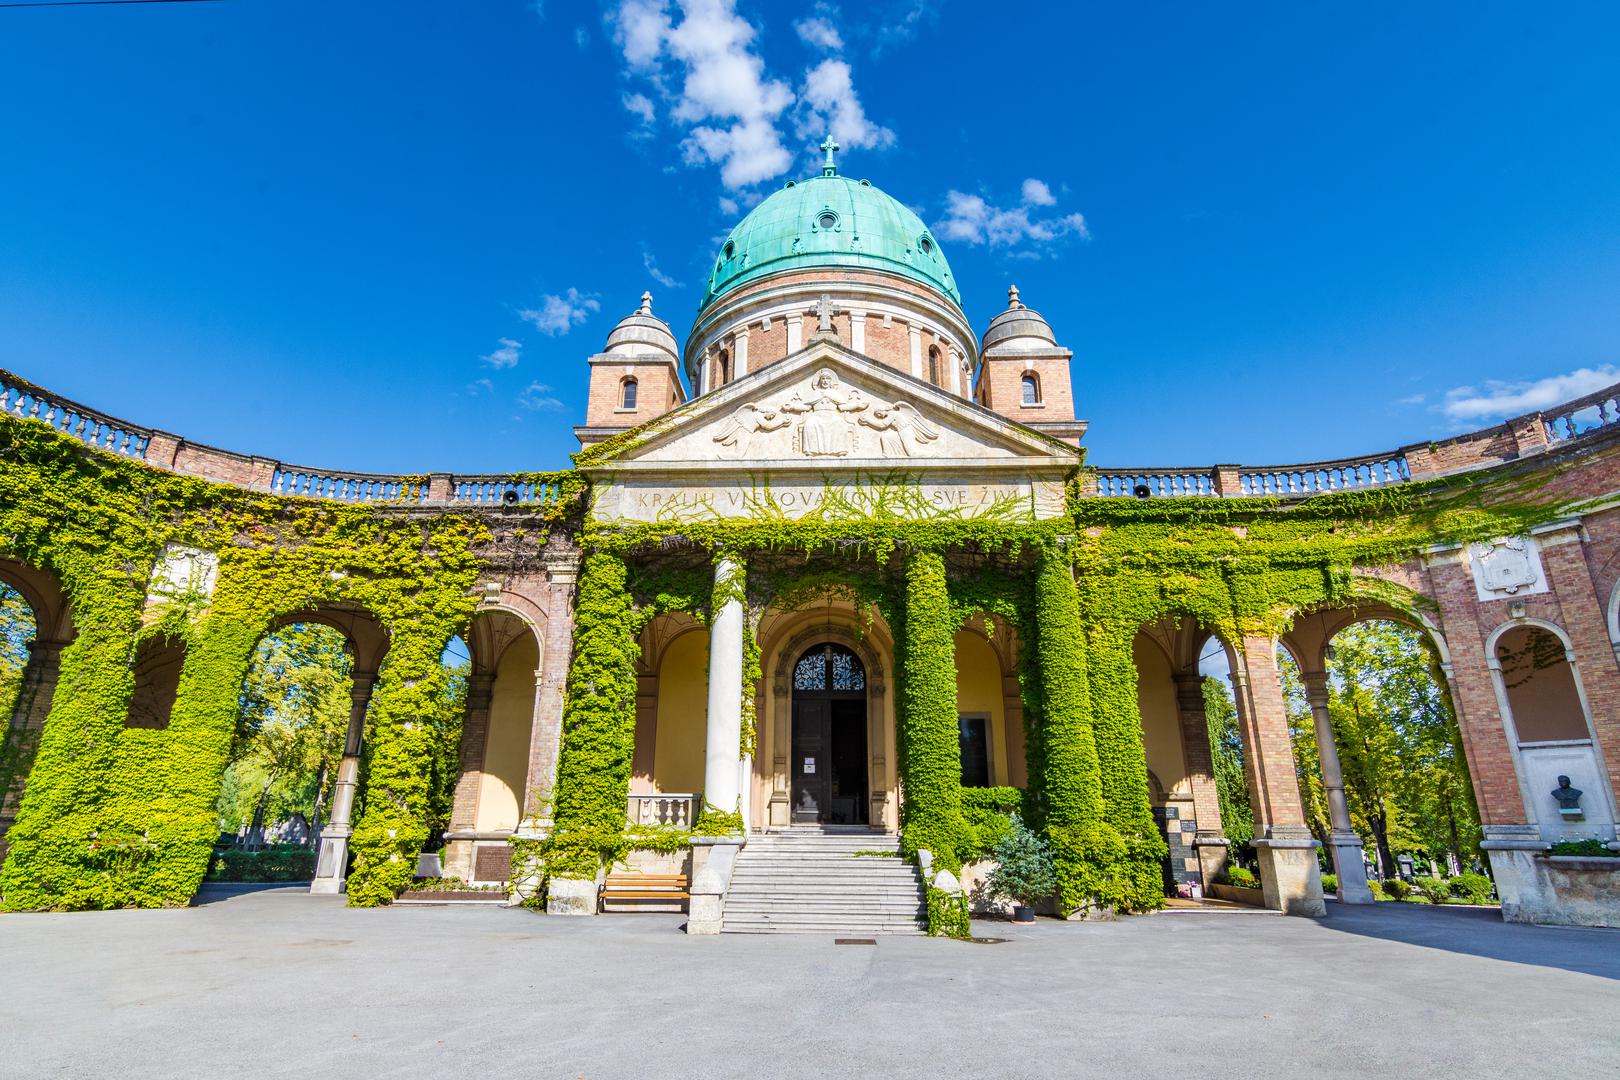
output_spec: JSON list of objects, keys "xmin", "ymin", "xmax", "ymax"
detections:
[{"xmin": 1, "ymin": 148, "xmax": 1618, "ymax": 931}]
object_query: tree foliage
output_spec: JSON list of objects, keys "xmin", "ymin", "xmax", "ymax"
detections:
[{"xmin": 0, "ymin": 584, "xmax": 34, "ymax": 742}]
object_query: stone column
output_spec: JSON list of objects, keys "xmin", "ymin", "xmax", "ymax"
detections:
[
  {"xmin": 1299, "ymin": 669, "xmax": 1374, "ymax": 903},
  {"xmin": 1233, "ymin": 636, "xmax": 1325, "ymax": 917},
  {"xmin": 1172, "ymin": 672, "xmax": 1230, "ymax": 887},
  {"xmin": 703, "ymin": 556, "xmax": 745, "ymax": 820},
  {"xmin": 908, "ymin": 324, "xmax": 923, "ymax": 379},
  {"xmin": 311, "ymin": 671, "xmax": 377, "ymax": 894},
  {"xmin": 948, "ymin": 346, "xmax": 962, "ymax": 396},
  {"xmin": 0, "ymin": 640, "xmax": 64, "ymax": 854},
  {"xmin": 440, "ymin": 672, "xmax": 495, "ymax": 882},
  {"xmin": 733, "ymin": 328, "xmax": 749, "ymax": 379},
  {"xmin": 769, "ymin": 676, "xmax": 791, "ymax": 827}
]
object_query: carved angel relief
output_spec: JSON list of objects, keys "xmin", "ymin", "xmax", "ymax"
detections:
[{"xmin": 711, "ymin": 368, "xmax": 941, "ymax": 459}]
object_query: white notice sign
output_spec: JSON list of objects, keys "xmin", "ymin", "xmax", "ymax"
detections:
[{"xmin": 803, "ymin": 758, "xmax": 816, "ymax": 774}]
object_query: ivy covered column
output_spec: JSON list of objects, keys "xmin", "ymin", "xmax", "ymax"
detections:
[
  {"xmin": 1031, "ymin": 549, "xmax": 1119, "ymax": 915},
  {"xmin": 310, "ymin": 671, "xmax": 377, "ymax": 895},
  {"xmin": 1233, "ymin": 635, "xmax": 1326, "ymax": 916},
  {"xmin": 544, "ymin": 551, "xmax": 638, "ymax": 915},
  {"xmin": 897, "ymin": 551, "xmax": 970, "ymax": 869}
]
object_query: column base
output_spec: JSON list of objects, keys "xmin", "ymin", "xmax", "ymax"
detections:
[
  {"xmin": 309, "ymin": 826, "xmax": 351, "ymax": 895},
  {"xmin": 1325, "ymin": 831, "xmax": 1374, "ymax": 904},
  {"xmin": 688, "ymin": 835, "xmax": 744, "ymax": 935},
  {"xmin": 1191, "ymin": 832, "xmax": 1230, "ymax": 887},
  {"xmin": 545, "ymin": 875, "xmax": 600, "ymax": 916},
  {"xmin": 1251, "ymin": 830, "xmax": 1326, "ymax": 917}
]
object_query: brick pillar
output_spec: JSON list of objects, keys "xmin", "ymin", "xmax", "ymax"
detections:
[
  {"xmin": 310, "ymin": 671, "xmax": 377, "ymax": 894},
  {"xmin": 522, "ymin": 555, "xmax": 579, "ymax": 835},
  {"xmin": 440, "ymin": 673, "xmax": 495, "ymax": 882},
  {"xmin": 1233, "ymin": 636, "xmax": 1325, "ymax": 916},
  {"xmin": 1172, "ymin": 672, "xmax": 1229, "ymax": 887},
  {"xmin": 0, "ymin": 640, "xmax": 64, "ymax": 857}
]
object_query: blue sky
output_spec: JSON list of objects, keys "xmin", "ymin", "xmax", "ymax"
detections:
[{"xmin": 3, "ymin": 1, "xmax": 1618, "ymax": 474}]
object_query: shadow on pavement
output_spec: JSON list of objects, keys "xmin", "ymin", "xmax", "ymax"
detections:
[
  {"xmin": 190, "ymin": 882, "xmax": 316, "ymax": 907},
  {"xmin": 1315, "ymin": 900, "xmax": 1620, "ymax": 981}
]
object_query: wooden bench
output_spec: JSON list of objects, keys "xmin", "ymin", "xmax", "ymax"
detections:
[{"xmin": 600, "ymin": 872, "xmax": 690, "ymax": 913}]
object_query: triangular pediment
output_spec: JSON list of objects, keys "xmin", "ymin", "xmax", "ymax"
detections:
[{"xmin": 586, "ymin": 340, "xmax": 1079, "ymax": 471}]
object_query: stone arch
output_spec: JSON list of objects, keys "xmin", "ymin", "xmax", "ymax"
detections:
[
  {"xmin": 1482, "ymin": 617, "xmax": 1618, "ymax": 840},
  {"xmin": 758, "ymin": 603, "xmax": 894, "ymax": 831},
  {"xmin": 0, "ymin": 558, "xmax": 75, "ymax": 852}
]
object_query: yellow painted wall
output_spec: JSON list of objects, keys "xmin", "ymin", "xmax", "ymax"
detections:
[
  {"xmin": 1135, "ymin": 635, "xmax": 1187, "ymax": 800},
  {"xmin": 654, "ymin": 630, "xmax": 709, "ymax": 794},
  {"xmin": 474, "ymin": 632, "xmax": 538, "ymax": 833},
  {"xmin": 955, "ymin": 631, "xmax": 1009, "ymax": 786}
]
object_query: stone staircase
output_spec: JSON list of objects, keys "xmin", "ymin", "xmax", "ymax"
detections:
[{"xmin": 722, "ymin": 826, "xmax": 926, "ymax": 935}]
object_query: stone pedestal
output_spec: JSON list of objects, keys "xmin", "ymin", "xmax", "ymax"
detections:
[
  {"xmin": 546, "ymin": 874, "xmax": 601, "ymax": 916},
  {"xmin": 310, "ymin": 825, "xmax": 352, "ymax": 895},
  {"xmin": 1325, "ymin": 830, "xmax": 1374, "ymax": 904},
  {"xmin": 1252, "ymin": 829, "xmax": 1326, "ymax": 917},
  {"xmin": 687, "ymin": 835, "xmax": 744, "ymax": 935},
  {"xmin": 1192, "ymin": 832, "xmax": 1231, "ymax": 888},
  {"xmin": 1477, "ymin": 824, "xmax": 1620, "ymax": 927}
]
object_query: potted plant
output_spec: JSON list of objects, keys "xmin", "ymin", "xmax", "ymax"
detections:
[{"xmin": 985, "ymin": 814, "xmax": 1055, "ymax": 923}]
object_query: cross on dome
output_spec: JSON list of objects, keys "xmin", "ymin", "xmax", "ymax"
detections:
[
  {"xmin": 820, "ymin": 136, "xmax": 840, "ymax": 176},
  {"xmin": 1007, "ymin": 284, "xmax": 1023, "ymax": 309},
  {"xmin": 639, "ymin": 291, "xmax": 653, "ymax": 315}
]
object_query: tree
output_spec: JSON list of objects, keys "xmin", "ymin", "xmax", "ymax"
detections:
[
  {"xmin": 1203, "ymin": 676, "xmax": 1253, "ymax": 864},
  {"xmin": 0, "ymin": 584, "xmax": 35, "ymax": 740},
  {"xmin": 218, "ymin": 624, "xmax": 354, "ymax": 844},
  {"xmin": 1322, "ymin": 622, "xmax": 1482, "ymax": 876}
]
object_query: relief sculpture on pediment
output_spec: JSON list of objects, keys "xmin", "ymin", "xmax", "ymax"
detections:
[{"xmin": 710, "ymin": 368, "xmax": 940, "ymax": 459}]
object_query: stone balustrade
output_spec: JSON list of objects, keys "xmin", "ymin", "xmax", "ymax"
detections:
[
  {"xmin": 1542, "ymin": 385, "xmax": 1620, "ymax": 443},
  {"xmin": 1237, "ymin": 453, "xmax": 1410, "ymax": 497},
  {"xmin": 7, "ymin": 365, "xmax": 1620, "ymax": 506},
  {"xmin": 627, "ymin": 792, "xmax": 701, "ymax": 829},
  {"xmin": 1, "ymin": 369, "xmax": 150, "ymax": 460}
]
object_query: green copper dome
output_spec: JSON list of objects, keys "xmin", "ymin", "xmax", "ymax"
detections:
[{"xmin": 701, "ymin": 147, "xmax": 961, "ymax": 311}]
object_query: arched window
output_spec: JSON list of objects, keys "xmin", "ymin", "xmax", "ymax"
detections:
[
  {"xmin": 1021, "ymin": 372, "xmax": 1041, "ymax": 405},
  {"xmin": 1496, "ymin": 625, "xmax": 1590, "ymax": 742},
  {"xmin": 620, "ymin": 376, "xmax": 638, "ymax": 411},
  {"xmin": 927, "ymin": 345, "xmax": 941, "ymax": 386},
  {"xmin": 717, "ymin": 350, "xmax": 730, "ymax": 387}
]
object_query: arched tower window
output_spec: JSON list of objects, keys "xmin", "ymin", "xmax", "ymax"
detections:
[
  {"xmin": 1021, "ymin": 372, "xmax": 1041, "ymax": 405},
  {"xmin": 620, "ymin": 376, "xmax": 638, "ymax": 411},
  {"xmin": 927, "ymin": 345, "xmax": 941, "ymax": 386},
  {"xmin": 717, "ymin": 350, "xmax": 731, "ymax": 387}
]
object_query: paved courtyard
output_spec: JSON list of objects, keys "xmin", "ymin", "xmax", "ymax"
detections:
[{"xmin": 3, "ymin": 886, "xmax": 1618, "ymax": 1079}]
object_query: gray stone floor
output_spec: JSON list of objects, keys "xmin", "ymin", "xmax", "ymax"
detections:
[{"xmin": 4, "ymin": 886, "xmax": 1619, "ymax": 1079}]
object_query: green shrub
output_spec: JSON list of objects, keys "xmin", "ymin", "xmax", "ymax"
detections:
[
  {"xmin": 985, "ymin": 814, "xmax": 1056, "ymax": 907},
  {"xmin": 1450, "ymin": 872, "xmax": 1494, "ymax": 905},
  {"xmin": 1320, "ymin": 872, "xmax": 1338, "ymax": 894},
  {"xmin": 1225, "ymin": 866, "xmax": 1258, "ymax": 889},
  {"xmin": 1549, "ymin": 838, "xmax": 1617, "ymax": 857},
  {"xmin": 961, "ymin": 786, "xmax": 1026, "ymax": 859},
  {"xmin": 1366, "ymin": 879, "xmax": 1385, "ymax": 900},
  {"xmin": 1380, "ymin": 877, "xmax": 1411, "ymax": 901},
  {"xmin": 205, "ymin": 844, "xmax": 316, "ymax": 883},
  {"xmin": 1412, "ymin": 875, "xmax": 1449, "ymax": 904}
]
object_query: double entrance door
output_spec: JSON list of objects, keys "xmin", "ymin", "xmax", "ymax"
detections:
[{"xmin": 789, "ymin": 642, "xmax": 868, "ymax": 825}]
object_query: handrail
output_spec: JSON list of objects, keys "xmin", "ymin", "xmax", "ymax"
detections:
[{"xmin": 0, "ymin": 369, "xmax": 151, "ymax": 460}]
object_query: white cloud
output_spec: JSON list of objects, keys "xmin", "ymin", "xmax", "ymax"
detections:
[
  {"xmin": 519, "ymin": 381, "xmax": 565, "ymax": 412},
  {"xmin": 575, "ymin": 26, "xmax": 591, "ymax": 49},
  {"xmin": 1440, "ymin": 366, "xmax": 1619, "ymax": 424},
  {"xmin": 717, "ymin": 195, "xmax": 739, "ymax": 215},
  {"xmin": 643, "ymin": 249, "xmax": 681, "ymax": 288},
  {"xmin": 795, "ymin": 16, "xmax": 843, "ymax": 51},
  {"xmin": 623, "ymin": 91, "xmax": 657, "ymax": 126},
  {"xmin": 936, "ymin": 181, "xmax": 1089, "ymax": 249},
  {"xmin": 480, "ymin": 337, "xmax": 522, "ymax": 369},
  {"xmin": 1395, "ymin": 392, "xmax": 1427, "ymax": 407},
  {"xmin": 519, "ymin": 288, "xmax": 600, "ymax": 336},
  {"xmin": 1021, "ymin": 178, "xmax": 1056, "ymax": 207},
  {"xmin": 467, "ymin": 377, "xmax": 495, "ymax": 396},
  {"xmin": 610, "ymin": 1, "xmax": 893, "ymax": 191},
  {"xmin": 801, "ymin": 58, "xmax": 894, "ymax": 151}
]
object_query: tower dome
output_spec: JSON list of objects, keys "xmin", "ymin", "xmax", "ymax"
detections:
[
  {"xmin": 700, "ymin": 141, "xmax": 961, "ymax": 312},
  {"xmin": 981, "ymin": 285, "xmax": 1057, "ymax": 353},
  {"xmin": 604, "ymin": 292, "xmax": 678, "ymax": 363}
]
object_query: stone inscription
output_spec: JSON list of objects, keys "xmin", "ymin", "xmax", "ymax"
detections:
[{"xmin": 596, "ymin": 475, "xmax": 1067, "ymax": 523}]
